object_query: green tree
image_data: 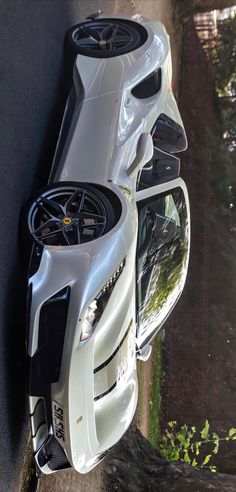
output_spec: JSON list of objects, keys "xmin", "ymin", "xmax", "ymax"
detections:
[
  {"xmin": 217, "ymin": 96, "xmax": 236, "ymax": 149},
  {"xmin": 212, "ymin": 15, "xmax": 236, "ymax": 96}
]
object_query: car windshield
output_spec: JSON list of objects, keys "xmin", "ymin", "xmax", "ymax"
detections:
[{"xmin": 136, "ymin": 187, "xmax": 189, "ymax": 348}]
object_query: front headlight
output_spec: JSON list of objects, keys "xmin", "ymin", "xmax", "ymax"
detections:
[{"xmin": 80, "ymin": 258, "xmax": 126, "ymax": 343}]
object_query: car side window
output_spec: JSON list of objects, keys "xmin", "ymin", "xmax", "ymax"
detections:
[
  {"xmin": 137, "ymin": 193, "xmax": 180, "ymax": 261},
  {"xmin": 136, "ymin": 187, "xmax": 189, "ymax": 348}
]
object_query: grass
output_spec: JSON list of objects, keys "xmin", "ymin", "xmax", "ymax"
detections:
[
  {"xmin": 148, "ymin": 338, "xmax": 162, "ymax": 447},
  {"xmin": 136, "ymin": 359, "xmax": 146, "ymax": 426}
]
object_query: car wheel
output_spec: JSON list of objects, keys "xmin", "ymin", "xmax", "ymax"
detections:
[
  {"xmin": 27, "ymin": 183, "xmax": 116, "ymax": 246},
  {"xmin": 65, "ymin": 18, "xmax": 148, "ymax": 58}
]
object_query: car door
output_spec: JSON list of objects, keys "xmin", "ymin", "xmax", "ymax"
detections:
[{"xmin": 135, "ymin": 177, "xmax": 190, "ymax": 351}]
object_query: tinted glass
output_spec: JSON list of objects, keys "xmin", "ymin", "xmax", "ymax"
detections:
[{"xmin": 137, "ymin": 187, "xmax": 189, "ymax": 348}]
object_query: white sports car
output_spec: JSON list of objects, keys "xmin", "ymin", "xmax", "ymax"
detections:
[{"xmin": 26, "ymin": 12, "xmax": 190, "ymax": 475}]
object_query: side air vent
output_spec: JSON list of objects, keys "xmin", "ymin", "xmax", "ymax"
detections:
[
  {"xmin": 29, "ymin": 287, "xmax": 70, "ymax": 395},
  {"xmin": 131, "ymin": 68, "xmax": 162, "ymax": 99}
]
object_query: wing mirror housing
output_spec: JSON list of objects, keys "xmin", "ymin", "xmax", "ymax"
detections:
[
  {"xmin": 136, "ymin": 344, "xmax": 152, "ymax": 362},
  {"xmin": 127, "ymin": 133, "xmax": 153, "ymax": 178},
  {"xmin": 154, "ymin": 113, "xmax": 188, "ymax": 153}
]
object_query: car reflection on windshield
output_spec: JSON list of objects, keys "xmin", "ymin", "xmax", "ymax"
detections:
[{"xmin": 137, "ymin": 187, "xmax": 189, "ymax": 347}]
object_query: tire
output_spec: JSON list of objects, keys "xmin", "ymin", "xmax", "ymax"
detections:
[
  {"xmin": 26, "ymin": 182, "xmax": 116, "ymax": 247},
  {"xmin": 64, "ymin": 18, "xmax": 148, "ymax": 59}
]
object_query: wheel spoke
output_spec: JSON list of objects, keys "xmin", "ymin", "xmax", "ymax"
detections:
[
  {"xmin": 36, "ymin": 200, "xmax": 54, "ymax": 219},
  {"xmin": 110, "ymin": 25, "xmax": 119, "ymax": 41},
  {"xmin": 108, "ymin": 25, "xmax": 119, "ymax": 50},
  {"xmin": 108, "ymin": 25, "xmax": 119, "ymax": 51},
  {"xmin": 101, "ymin": 24, "xmax": 115, "ymax": 40},
  {"xmin": 76, "ymin": 38, "xmax": 97, "ymax": 47},
  {"xmin": 112, "ymin": 35, "xmax": 131, "ymax": 46},
  {"xmin": 81, "ymin": 27, "xmax": 101, "ymax": 42},
  {"xmin": 33, "ymin": 218, "xmax": 60, "ymax": 235},
  {"xmin": 62, "ymin": 229, "xmax": 71, "ymax": 245},
  {"xmin": 75, "ymin": 226, "xmax": 81, "ymax": 243},
  {"xmin": 79, "ymin": 190, "xmax": 85, "ymax": 212},
  {"xmin": 78, "ymin": 212, "xmax": 106, "ymax": 221},
  {"xmin": 37, "ymin": 228, "xmax": 62, "ymax": 240},
  {"xmin": 99, "ymin": 42, "xmax": 107, "ymax": 51},
  {"xmin": 65, "ymin": 189, "xmax": 81, "ymax": 212},
  {"xmin": 40, "ymin": 197, "xmax": 64, "ymax": 217},
  {"xmin": 80, "ymin": 222, "xmax": 105, "ymax": 228}
]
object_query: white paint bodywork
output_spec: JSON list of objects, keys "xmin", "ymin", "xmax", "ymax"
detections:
[{"xmin": 28, "ymin": 14, "xmax": 190, "ymax": 475}]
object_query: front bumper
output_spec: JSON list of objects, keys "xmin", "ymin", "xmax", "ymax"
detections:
[{"xmin": 28, "ymin": 295, "xmax": 138, "ymax": 475}]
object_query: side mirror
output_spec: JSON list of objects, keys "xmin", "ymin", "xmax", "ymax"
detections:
[
  {"xmin": 137, "ymin": 344, "xmax": 152, "ymax": 362},
  {"xmin": 127, "ymin": 133, "xmax": 153, "ymax": 178},
  {"xmin": 154, "ymin": 113, "xmax": 188, "ymax": 153}
]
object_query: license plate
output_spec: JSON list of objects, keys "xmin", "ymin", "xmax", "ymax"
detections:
[{"xmin": 53, "ymin": 401, "xmax": 65, "ymax": 442}]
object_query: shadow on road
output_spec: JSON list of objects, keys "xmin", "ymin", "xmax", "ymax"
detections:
[{"xmin": 0, "ymin": 1, "xmax": 85, "ymax": 489}]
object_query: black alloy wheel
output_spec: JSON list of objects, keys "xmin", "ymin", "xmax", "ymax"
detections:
[
  {"xmin": 65, "ymin": 18, "xmax": 148, "ymax": 58},
  {"xmin": 27, "ymin": 184, "xmax": 115, "ymax": 246}
]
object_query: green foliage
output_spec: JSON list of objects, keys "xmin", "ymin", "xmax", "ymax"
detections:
[
  {"xmin": 210, "ymin": 15, "xmax": 236, "ymax": 149},
  {"xmin": 218, "ymin": 96, "xmax": 236, "ymax": 144},
  {"xmin": 206, "ymin": 124, "xmax": 236, "ymax": 263},
  {"xmin": 200, "ymin": 419, "xmax": 209, "ymax": 439},
  {"xmin": 160, "ymin": 420, "xmax": 236, "ymax": 472},
  {"xmin": 212, "ymin": 15, "xmax": 236, "ymax": 97}
]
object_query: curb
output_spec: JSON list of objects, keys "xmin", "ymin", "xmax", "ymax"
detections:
[{"xmin": 18, "ymin": 436, "xmax": 38, "ymax": 492}]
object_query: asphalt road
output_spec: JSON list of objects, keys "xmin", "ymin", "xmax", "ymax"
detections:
[{"xmin": 0, "ymin": 1, "xmax": 116, "ymax": 490}]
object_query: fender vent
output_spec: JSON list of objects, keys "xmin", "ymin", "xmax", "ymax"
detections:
[{"xmin": 131, "ymin": 68, "xmax": 162, "ymax": 99}]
